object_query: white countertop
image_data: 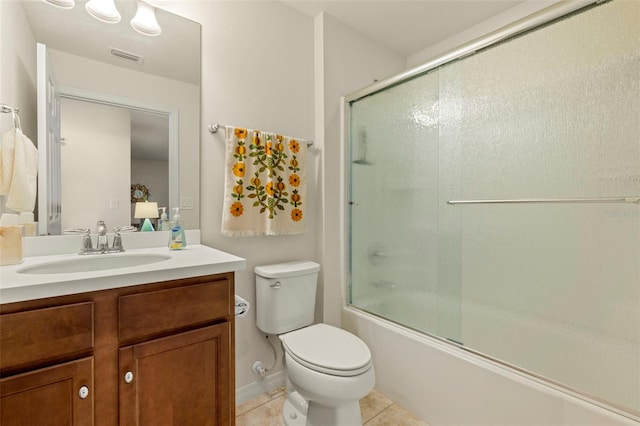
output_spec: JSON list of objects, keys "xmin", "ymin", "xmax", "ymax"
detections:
[{"xmin": 0, "ymin": 242, "xmax": 246, "ymax": 304}]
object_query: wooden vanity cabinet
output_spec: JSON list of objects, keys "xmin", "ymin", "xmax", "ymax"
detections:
[
  {"xmin": 1, "ymin": 357, "xmax": 94, "ymax": 425},
  {"xmin": 119, "ymin": 324, "xmax": 231, "ymax": 425},
  {"xmin": 0, "ymin": 273, "xmax": 235, "ymax": 426},
  {"xmin": 1, "ymin": 302, "xmax": 95, "ymax": 425}
]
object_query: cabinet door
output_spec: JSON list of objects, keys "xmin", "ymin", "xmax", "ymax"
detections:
[
  {"xmin": 0, "ymin": 357, "xmax": 93, "ymax": 425},
  {"xmin": 119, "ymin": 323, "xmax": 232, "ymax": 426}
]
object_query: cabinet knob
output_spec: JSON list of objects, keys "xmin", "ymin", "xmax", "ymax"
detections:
[
  {"xmin": 124, "ymin": 371, "xmax": 134, "ymax": 384},
  {"xmin": 78, "ymin": 386, "xmax": 89, "ymax": 399}
]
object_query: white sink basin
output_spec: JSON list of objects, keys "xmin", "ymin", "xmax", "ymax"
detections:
[{"xmin": 18, "ymin": 253, "xmax": 172, "ymax": 274}]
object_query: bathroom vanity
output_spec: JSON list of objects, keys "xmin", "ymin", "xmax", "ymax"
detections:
[{"xmin": 0, "ymin": 238, "xmax": 245, "ymax": 425}]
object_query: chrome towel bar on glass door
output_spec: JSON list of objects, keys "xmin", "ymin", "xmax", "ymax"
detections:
[
  {"xmin": 447, "ymin": 197, "xmax": 640, "ymax": 205},
  {"xmin": 208, "ymin": 123, "xmax": 313, "ymax": 147}
]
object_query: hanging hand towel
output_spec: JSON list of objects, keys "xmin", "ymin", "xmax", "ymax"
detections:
[
  {"xmin": 0, "ymin": 128, "xmax": 38, "ymax": 212},
  {"xmin": 221, "ymin": 126, "xmax": 307, "ymax": 237}
]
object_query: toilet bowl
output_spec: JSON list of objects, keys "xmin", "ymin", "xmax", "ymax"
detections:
[
  {"xmin": 255, "ymin": 261, "xmax": 375, "ymax": 425},
  {"xmin": 280, "ymin": 324, "xmax": 375, "ymax": 425}
]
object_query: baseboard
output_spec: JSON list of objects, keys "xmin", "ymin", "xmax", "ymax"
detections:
[{"xmin": 236, "ymin": 370, "xmax": 286, "ymax": 406}]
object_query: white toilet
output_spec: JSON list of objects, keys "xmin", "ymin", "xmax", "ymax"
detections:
[{"xmin": 255, "ymin": 261, "xmax": 375, "ymax": 426}]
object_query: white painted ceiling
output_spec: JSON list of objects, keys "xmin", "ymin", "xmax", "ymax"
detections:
[
  {"xmin": 281, "ymin": 0, "xmax": 525, "ymax": 57},
  {"xmin": 22, "ymin": 0, "xmax": 525, "ymax": 86},
  {"xmin": 21, "ymin": 0, "xmax": 200, "ymax": 85}
]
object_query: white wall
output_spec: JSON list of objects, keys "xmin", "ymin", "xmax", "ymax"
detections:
[
  {"xmin": 131, "ymin": 158, "xmax": 169, "ymax": 214},
  {"xmin": 0, "ymin": 0, "xmax": 37, "ymax": 215},
  {"xmin": 163, "ymin": 0, "xmax": 316, "ymax": 392},
  {"xmin": 47, "ymin": 49, "xmax": 200, "ymax": 229},
  {"xmin": 60, "ymin": 98, "xmax": 130, "ymax": 230},
  {"xmin": 163, "ymin": 0, "xmax": 407, "ymax": 396}
]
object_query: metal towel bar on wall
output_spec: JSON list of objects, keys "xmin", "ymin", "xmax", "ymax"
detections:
[
  {"xmin": 208, "ymin": 123, "xmax": 314, "ymax": 147},
  {"xmin": 447, "ymin": 197, "xmax": 640, "ymax": 205},
  {"xmin": 1, "ymin": 103, "xmax": 18, "ymax": 114},
  {"xmin": 1, "ymin": 103, "xmax": 22, "ymax": 131}
]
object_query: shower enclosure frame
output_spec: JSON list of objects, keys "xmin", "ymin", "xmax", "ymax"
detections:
[
  {"xmin": 344, "ymin": 0, "xmax": 597, "ymax": 105},
  {"xmin": 341, "ymin": 0, "xmax": 638, "ymax": 421}
]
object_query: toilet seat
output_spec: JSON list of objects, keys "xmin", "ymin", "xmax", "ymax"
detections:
[{"xmin": 281, "ymin": 324, "xmax": 372, "ymax": 377}]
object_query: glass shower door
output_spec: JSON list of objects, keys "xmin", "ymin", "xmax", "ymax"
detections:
[
  {"xmin": 348, "ymin": 69, "xmax": 462, "ymax": 342},
  {"xmin": 347, "ymin": 0, "xmax": 639, "ymax": 416}
]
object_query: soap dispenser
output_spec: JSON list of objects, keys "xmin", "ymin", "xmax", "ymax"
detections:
[
  {"xmin": 158, "ymin": 207, "xmax": 171, "ymax": 231},
  {"xmin": 168, "ymin": 207, "xmax": 186, "ymax": 250}
]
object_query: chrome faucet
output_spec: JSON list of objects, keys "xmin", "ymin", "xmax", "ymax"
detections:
[
  {"xmin": 111, "ymin": 226, "xmax": 136, "ymax": 252},
  {"xmin": 63, "ymin": 227, "xmax": 95, "ymax": 254},
  {"xmin": 64, "ymin": 221, "xmax": 136, "ymax": 254},
  {"xmin": 96, "ymin": 220, "xmax": 108, "ymax": 251},
  {"xmin": 80, "ymin": 228, "xmax": 93, "ymax": 252}
]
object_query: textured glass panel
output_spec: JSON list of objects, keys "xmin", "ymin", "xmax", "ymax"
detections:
[
  {"xmin": 349, "ymin": 69, "xmax": 448, "ymax": 336},
  {"xmin": 348, "ymin": 0, "xmax": 639, "ymax": 414}
]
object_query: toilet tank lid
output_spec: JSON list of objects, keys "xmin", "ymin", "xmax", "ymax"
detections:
[{"xmin": 254, "ymin": 261, "xmax": 320, "ymax": 278}]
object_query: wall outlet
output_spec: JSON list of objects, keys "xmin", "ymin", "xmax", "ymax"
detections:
[
  {"xmin": 180, "ymin": 196, "xmax": 194, "ymax": 210},
  {"xmin": 109, "ymin": 199, "xmax": 119, "ymax": 209}
]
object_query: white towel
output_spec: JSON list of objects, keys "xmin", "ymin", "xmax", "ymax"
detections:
[
  {"xmin": 221, "ymin": 126, "xmax": 307, "ymax": 237},
  {"xmin": 0, "ymin": 128, "xmax": 38, "ymax": 212}
]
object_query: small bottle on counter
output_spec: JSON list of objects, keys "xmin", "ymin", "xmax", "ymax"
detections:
[
  {"xmin": 168, "ymin": 207, "xmax": 186, "ymax": 250},
  {"xmin": 158, "ymin": 207, "xmax": 171, "ymax": 231}
]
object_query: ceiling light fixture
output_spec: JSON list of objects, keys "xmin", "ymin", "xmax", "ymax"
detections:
[
  {"xmin": 43, "ymin": 0, "xmax": 75, "ymax": 9},
  {"xmin": 85, "ymin": 0, "xmax": 121, "ymax": 24},
  {"xmin": 130, "ymin": 1, "xmax": 161, "ymax": 37},
  {"xmin": 144, "ymin": 0, "xmax": 170, "ymax": 7}
]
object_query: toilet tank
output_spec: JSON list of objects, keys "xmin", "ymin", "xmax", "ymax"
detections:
[{"xmin": 255, "ymin": 261, "xmax": 321, "ymax": 335}]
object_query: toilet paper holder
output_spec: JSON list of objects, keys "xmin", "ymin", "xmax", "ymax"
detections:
[{"xmin": 235, "ymin": 295, "xmax": 250, "ymax": 317}]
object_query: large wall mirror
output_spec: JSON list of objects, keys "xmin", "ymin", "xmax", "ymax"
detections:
[{"xmin": 13, "ymin": 0, "xmax": 201, "ymax": 234}]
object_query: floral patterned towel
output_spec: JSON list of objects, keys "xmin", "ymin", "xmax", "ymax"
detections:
[{"xmin": 221, "ymin": 126, "xmax": 307, "ymax": 237}]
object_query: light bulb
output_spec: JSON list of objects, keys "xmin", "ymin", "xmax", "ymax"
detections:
[
  {"xmin": 130, "ymin": 1, "xmax": 161, "ymax": 37},
  {"xmin": 144, "ymin": 0, "xmax": 170, "ymax": 6},
  {"xmin": 85, "ymin": 0, "xmax": 121, "ymax": 24},
  {"xmin": 43, "ymin": 0, "xmax": 75, "ymax": 9}
]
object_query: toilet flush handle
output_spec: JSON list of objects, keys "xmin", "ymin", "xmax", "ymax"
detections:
[{"xmin": 270, "ymin": 281, "xmax": 282, "ymax": 289}]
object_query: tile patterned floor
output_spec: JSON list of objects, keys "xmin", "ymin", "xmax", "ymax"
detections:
[{"xmin": 236, "ymin": 387, "xmax": 428, "ymax": 426}]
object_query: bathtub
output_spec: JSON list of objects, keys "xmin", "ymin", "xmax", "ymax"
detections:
[{"xmin": 341, "ymin": 305, "xmax": 638, "ymax": 426}]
